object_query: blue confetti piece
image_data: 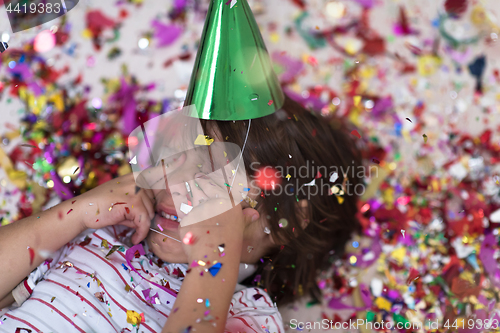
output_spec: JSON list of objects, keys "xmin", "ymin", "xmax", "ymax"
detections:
[
  {"xmin": 208, "ymin": 262, "xmax": 222, "ymax": 277},
  {"xmin": 243, "ymin": 187, "xmax": 250, "ymax": 191},
  {"xmin": 122, "ymin": 263, "xmax": 128, "ymax": 271},
  {"xmin": 205, "ymin": 299, "xmax": 210, "ymax": 307},
  {"xmin": 87, "ymin": 282, "xmax": 90, "ymax": 288}
]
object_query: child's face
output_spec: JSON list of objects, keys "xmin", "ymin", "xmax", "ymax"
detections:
[{"xmin": 142, "ymin": 125, "xmax": 275, "ymax": 264}]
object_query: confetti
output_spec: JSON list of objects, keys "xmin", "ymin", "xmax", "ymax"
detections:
[
  {"xmin": 350, "ymin": 130, "xmax": 361, "ymax": 139},
  {"xmin": 423, "ymin": 134, "xmax": 428, "ymax": 143},
  {"xmin": 27, "ymin": 246, "xmax": 35, "ymax": 265},
  {"xmin": 180, "ymin": 202, "xmax": 193, "ymax": 214},
  {"xmin": 329, "ymin": 172, "xmax": 338, "ymax": 183},
  {"xmin": 208, "ymin": 262, "xmax": 222, "ymax": 276}
]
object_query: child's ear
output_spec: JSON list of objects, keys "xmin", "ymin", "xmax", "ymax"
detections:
[{"xmin": 297, "ymin": 199, "xmax": 310, "ymax": 230}]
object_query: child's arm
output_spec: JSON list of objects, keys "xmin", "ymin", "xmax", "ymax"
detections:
[
  {"xmin": 162, "ymin": 201, "xmax": 255, "ymax": 333},
  {"xmin": 0, "ymin": 173, "xmax": 155, "ymax": 303},
  {"xmin": 0, "ymin": 197, "xmax": 88, "ymax": 302}
]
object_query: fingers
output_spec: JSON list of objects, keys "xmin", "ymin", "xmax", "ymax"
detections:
[
  {"xmin": 130, "ymin": 213, "xmax": 151, "ymax": 245},
  {"xmin": 140, "ymin": 193, "xmax": 155, "ymax": 221}
]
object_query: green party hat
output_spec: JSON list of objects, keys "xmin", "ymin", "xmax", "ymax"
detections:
[{"xmin": 183, "ymin": 0, "xmax": 284, "ymax": 120}]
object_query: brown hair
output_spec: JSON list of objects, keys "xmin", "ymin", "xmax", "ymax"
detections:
[{"xmin": 202, "ymin": 94, "xmax": 363, "ymax": 305}]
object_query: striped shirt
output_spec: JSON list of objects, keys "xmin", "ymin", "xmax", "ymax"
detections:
[{"xmin": 0, "ymin": 226, "xmax": 283, "ymax": 333}]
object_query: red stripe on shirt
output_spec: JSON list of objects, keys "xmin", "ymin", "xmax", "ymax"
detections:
[
  {"xmin": 238, "ymin": 291, "xmax": 248, "ymax": 307},
  {"xmin": 77, "ymin": 245, "xmax": 170, "ymax": 318},
  {"xmin": 23, "ymin": 279, "xmax": 33, "ymax": 294},
  {"xmin": 28, "ymin": 298, "xmax": 86, "ymax": 333},
  {"xmin": 45, "ymin": 279, "xmax": 119, "ymax": 333},
  {"xmin": 254, "ymin": 288, "xmax": 272, "ymax": 308},
  {"xmin": 232, "ymin": 316, "xmax": 259, "ymax": 333},
  {"xmin": 4, "ymin": 313, "xmax": 41, "ymax": 333},
  {"xmin": 270, "ymin": 314, "xmax": 282, "ymax": 333}
]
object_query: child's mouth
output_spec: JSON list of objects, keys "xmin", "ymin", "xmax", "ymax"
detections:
[{"xmin": 154, "ymin": 212, "xmax": 181, "ymax": 231}]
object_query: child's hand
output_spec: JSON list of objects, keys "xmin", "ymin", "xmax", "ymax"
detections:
[{"xmin": 78, "ymin": 173, "xmax": 155, "ymax": 244}]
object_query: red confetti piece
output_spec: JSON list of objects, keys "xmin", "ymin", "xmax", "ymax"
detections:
[
  {"xmin": 96, "ymin": 219, "xmax": 99, "ymax": 223},
  {"xmin": 28, "ymin": 246, "xmax": 35, "ymax": 265},
  {"xmin": 72, "ymin": 200, "xmax": 76, "ymax": 204},
  {"xmin": 268, "ymin": 100, "xmax": 274, "ymax": 106},
  {"xmin": 67, "ymin": 209, "xmax": 73, "ymax": 214},
  {"xmin": 351, "ymin": 130, "xmax": 361, "ymax": 139},
  {"xmin": 315, "ymin": 171, "xmax": 322, "ymax": 179},
  {"xmin": 125, "ymin": 207, "xmax": 130, "ymax": 214}
]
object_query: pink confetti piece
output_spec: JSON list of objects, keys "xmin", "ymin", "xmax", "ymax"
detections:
[{"xmin": 157, "ymin": 224, "xmax": 164, "ymax": 231}]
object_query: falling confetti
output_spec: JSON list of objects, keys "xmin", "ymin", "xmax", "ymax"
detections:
[{"xmin": 405, "ymin": 117, "xmax": 412, "ymax": 123}]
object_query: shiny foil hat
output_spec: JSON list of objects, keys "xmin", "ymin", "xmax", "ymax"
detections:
[
  {"xmin": 183, "ymin": 0, "xmax": 284, "ymax": 120},
  {"xmin": 128, "ymin": 107, "xmax": 251, "ymax": 228}
]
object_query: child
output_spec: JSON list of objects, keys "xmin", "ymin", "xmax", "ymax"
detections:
[{"xmin": 0, "ymin": 94, "xmax": 362, "ymax": 333}]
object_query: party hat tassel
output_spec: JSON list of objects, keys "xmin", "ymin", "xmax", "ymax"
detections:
[{"xmin": 184, "ymin": 0, "xmax": 284, "ymax": 120}]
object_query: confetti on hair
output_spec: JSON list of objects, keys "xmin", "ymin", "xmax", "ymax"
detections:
[{"xmin": 350, "ymin": 130, "xmax": 361, "ymax": 139}]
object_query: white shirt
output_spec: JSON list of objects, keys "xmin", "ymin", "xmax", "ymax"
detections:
[{"xmin": 0, "ymin": 226, "xmax": 283, "ymax": 333}]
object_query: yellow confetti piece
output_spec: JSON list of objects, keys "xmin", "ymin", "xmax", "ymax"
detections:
[
  {"xmin": 353, "ymin": 95, "xmax": 362, "ymax": 106},
  {"xmin": 82, "ymin": 29, "xmax": 93, "ymax": 39},
  {"xmin": 108, "ymin": 311, "xmax": 112, "ymax": 318},
  {"xmin": 423, "ymin": 134, "xmax": 428, "ymax": 143},
  {"xmin": 336, "ymin": 196, "xmax": 344, "ymax": 204},
  {"xmin": 375, "ymin": 297, "xmax": 392, "ymax": 311},
  {"xmin": 125, "ymin": 284, "xmax": 131, "ymax": 292},
  {"xmin": 197, "ymin": 260, "xmax": 206, "ymax": 266},
  {"xmin": 126, "ymin": 310, "xmax": 143, "ymax": 326},
  {"xmin": 194, "ymin": 134, "xmax": 214, "ymax": 146},
  {"xmin": 390, "ymin": 247, "xmax": 406, "ymax": 265},
  {"xmin": 286, "ymin": 174, "xmax": 291, "ymax": 181}
]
